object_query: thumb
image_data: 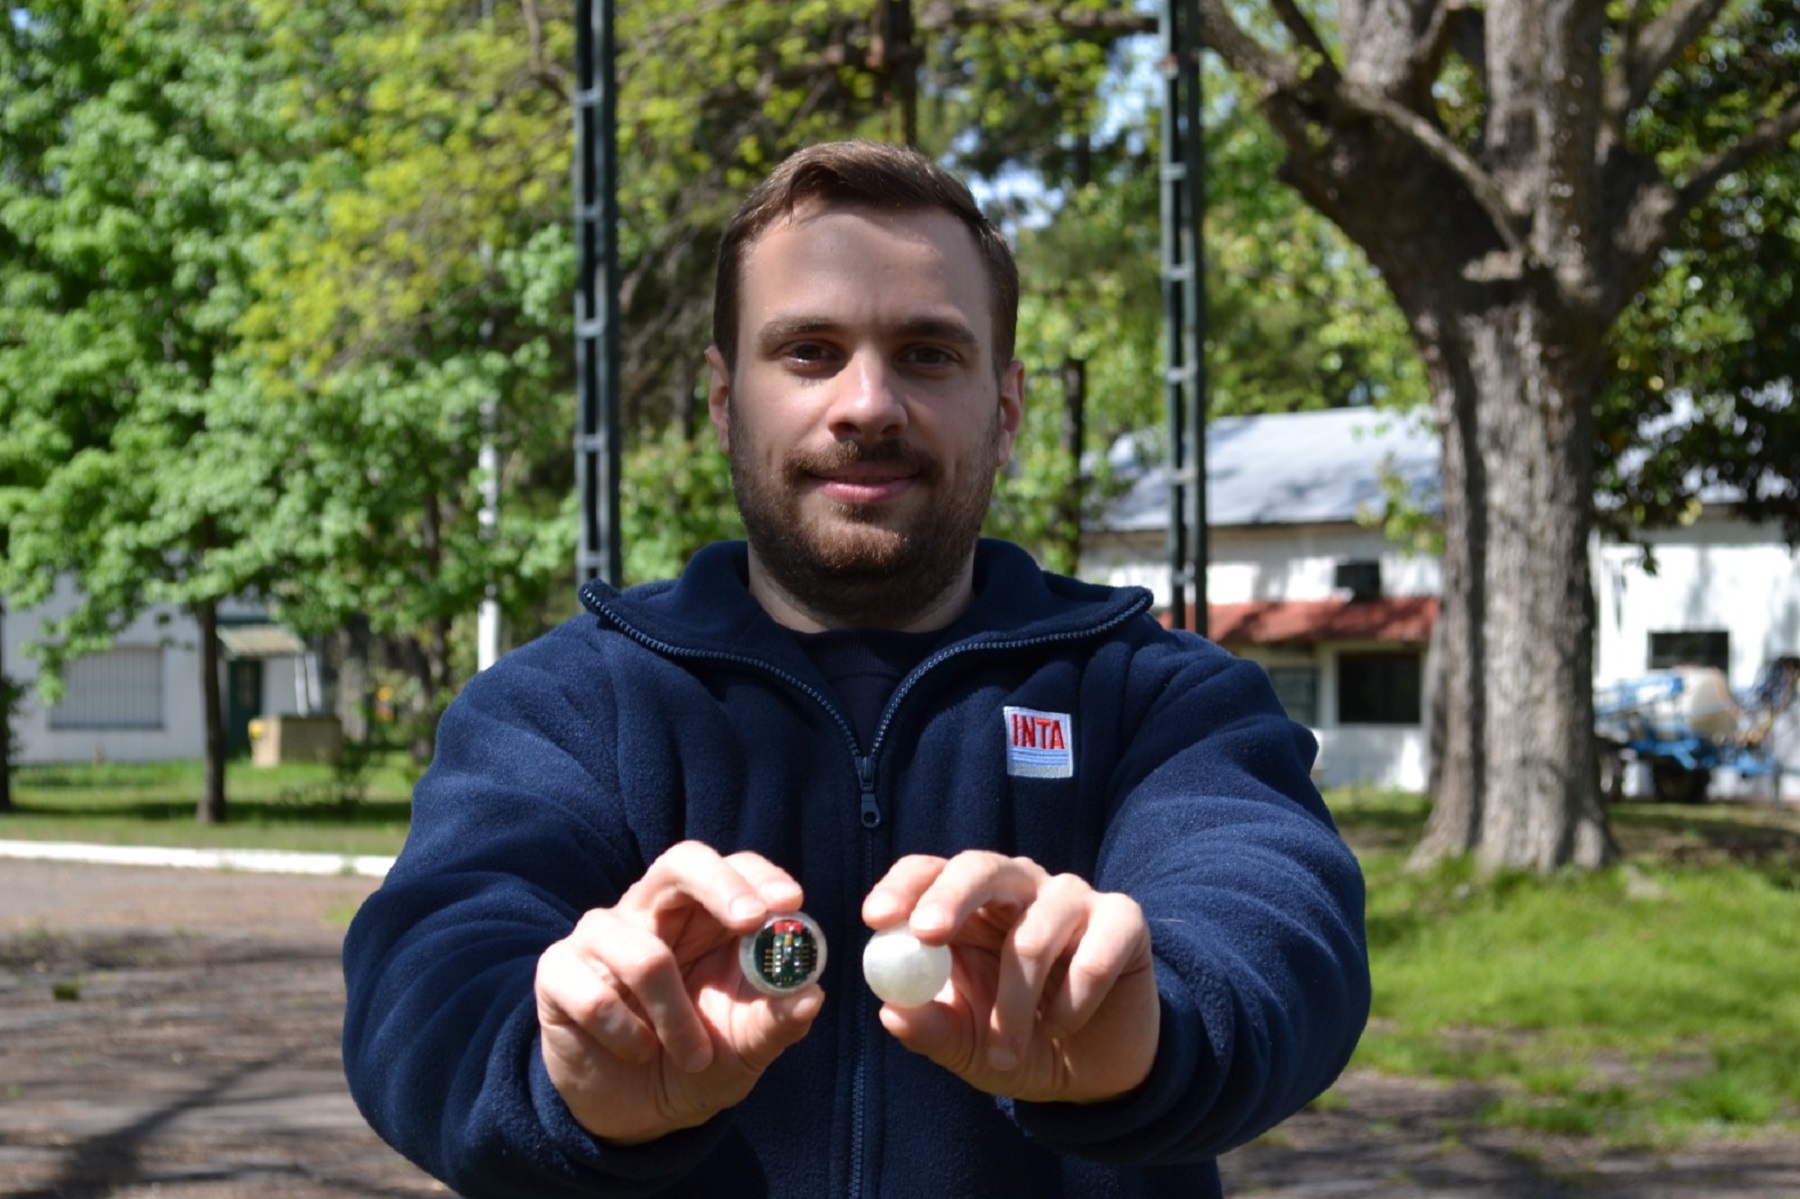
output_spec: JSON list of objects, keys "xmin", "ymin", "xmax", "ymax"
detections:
[
  {"xmin": 876, "ymin": 1001, "xmax": 964, "ymax": 1067},
  {"xmin": 737, "ymin": 988, "xmax": 825, "ymax": 1074}
]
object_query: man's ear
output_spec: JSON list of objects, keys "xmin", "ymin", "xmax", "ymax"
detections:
[
  {"xmin": 705, "ymin": 346, "xmax": 731, "ymax": 451},
  {"xmin": 995, "ymin": 358, "xmax": 1025, "ymax": 468}
]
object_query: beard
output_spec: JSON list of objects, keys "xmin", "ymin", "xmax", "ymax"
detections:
[{"xmin": 729, "ymin": 403, "xmax": 1001, "ymax": 628}]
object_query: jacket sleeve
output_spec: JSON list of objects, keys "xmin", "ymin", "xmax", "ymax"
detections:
[
  {"xmin": 340, "ymin": 629, "xmax": 726, "ymax": 1198},
  {"xmin": 1006, "ymin": 635, "xmax": 1371, "ymax": 1163}
]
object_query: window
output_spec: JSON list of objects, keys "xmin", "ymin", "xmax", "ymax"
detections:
[
  {"xmin": 1265, "ymin": 665, "xmax": 1320, "ymax": 726},
  {"xmin": 1648, "ymin": 630, "xmax": 1729, "ymax": 674},
  {"xmin": 1337, "ymin": 650, "xmax": 1422, "ymax": 725},
  {"xmin": 1334, "ymin": 559, "xmax": 1382, "ymax": 601},
  {"xmin": 48, "ymin": 646, "xmax": 164, "ymax": 729}
]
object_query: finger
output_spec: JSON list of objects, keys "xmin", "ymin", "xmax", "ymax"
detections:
[
  {"xmin": 721, "ymin": 850, "xmax": 806, "ymax": 916},
  {"xmin": 629, "ymin": 840, "xmax": 775, "ymax": 935},
  {"xmin": 536, "ymin": 936, "xmax": 658, "ymax": 1065},
  {"xmin": 909, "ymin": 852, "xmax": 1048, "ymax": 944},
  {"xmin": 576, "ymin": 911, "xmax": 715, "ymax": 1072},
  {"xmin": 738, "ymin": 987, "xmax": 827, "ymax": 1073},
  {"xmin": 862, "ymin": 855, "xmax": 948, "ymax": 929},
  {"xmin": 876, "ymin": 995, "xmax": 961, "ymax": 1065},
  {"xmin": 987, "ymin": 875, "xmax": 1089, "ymax": 1070},
  {"xmin": 1040, "ymin": 892, "xmax": 1152, "ymax": 1039}
]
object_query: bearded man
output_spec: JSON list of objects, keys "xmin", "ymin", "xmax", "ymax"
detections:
[{"xmin": 343, "ymin": 139, "xmax": 1369, "ymax": 1199}]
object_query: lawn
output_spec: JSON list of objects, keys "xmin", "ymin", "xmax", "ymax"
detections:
[
  {"xmin": 4, "ymin": 763, "xmax": 1798, "ymax": 1142},
  {"xmin": 0, "ymin": 758, "xmax": 415, "ymax": 856},
  {"xmin": 1333, "ymin": 785, "xmax": 1800, "ymax": 1143}
]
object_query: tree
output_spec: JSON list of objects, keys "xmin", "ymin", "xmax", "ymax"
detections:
[
  {"xmin": 1, "ymin": 600, "xmax": 15, "ymax": 813},
  {"xmin": 240, "ymin": 0, "xmax": 581, "ymax": 755},
  {"xmin": 1196, "ymin": 0, "xmax": 1800, "ymax": 870},
  {"xmin": 0, "ymin": 0, "xmax": 293, "ymax": 822},
  {"xmin": 1598, "ymin": 12, "xmax": 1800, "ymax": 542}
]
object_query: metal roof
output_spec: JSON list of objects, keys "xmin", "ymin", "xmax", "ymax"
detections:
[{"xmin": 1094, "ymin": 407, "xmax": 1441, "ymax": 532}]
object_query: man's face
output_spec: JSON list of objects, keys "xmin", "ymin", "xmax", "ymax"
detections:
[{"xmin": 707, "ymin": 202, "xmax": 1024, "ymax": 629}]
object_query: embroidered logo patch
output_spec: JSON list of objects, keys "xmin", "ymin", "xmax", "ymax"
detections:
[{"xmin": 1003, "ymin": 706, "xmax": 1074, "ymax": 778}]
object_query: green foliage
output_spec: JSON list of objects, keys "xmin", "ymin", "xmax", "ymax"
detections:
[
  {"xmin": 222, "ymin": 0, "xmax": 580, "ymax": 739},
  {"xmin": 1600, "ymin": 4, "xmax": 1800, "ymax": 543},
  {"xmin": 1203, "ymin": 78, "xmax": 1427, "ymax": 418},
  {"xmin": 0, "ymin": 0, "xmax": 296, "ymax": 820},
  {"xmin": 621, "ymin": 426, "xmax": 743, "ymax": 586}
]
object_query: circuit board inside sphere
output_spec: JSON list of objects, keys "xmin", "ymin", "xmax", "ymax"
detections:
[{"xmin": 740, "ymin": 911, "xmax": 827, "ymax": 994}]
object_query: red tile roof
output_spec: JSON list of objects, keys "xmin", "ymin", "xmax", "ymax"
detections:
[{"xmin": 1169, "ymin": 596, "xmax": 1439, "ymax": 645}]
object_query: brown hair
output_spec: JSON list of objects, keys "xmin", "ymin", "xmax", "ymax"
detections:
[{"xmin": 711, "ymin": 139, "xmax": 1020, "ymax": 378}]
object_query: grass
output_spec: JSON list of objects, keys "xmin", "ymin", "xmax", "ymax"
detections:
[
  {"xmin": 1332, "ymin": 785, "xmax": 1800, "ymax": 1143},
  {"xmin": 0, "ymin": 758, "xmax": 415, "ymax": 856},
  {"xmin": 6, "ymin": 762, "xmax": 1800, "ymax": 1143}
]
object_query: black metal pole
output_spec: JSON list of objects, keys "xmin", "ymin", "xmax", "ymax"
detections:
[
  {"xmin": 574, "ymin": 0, "xmax": 623, "ymax": 585},
  {"xmin": 1159, "ymin": 0, "xmax": 1208, "ymax": 634}
]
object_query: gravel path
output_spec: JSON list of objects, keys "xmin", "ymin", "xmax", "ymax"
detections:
[{"xmin": 2, "ymin": 856, "xmax": 1797, "ymax": 1198}]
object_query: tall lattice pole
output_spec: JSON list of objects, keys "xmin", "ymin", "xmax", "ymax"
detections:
[
  {"xmin": 1160, "ymin": 0, "xmax": 1209, "ymax": 633},
  {"xmin": 574, "ymin": 0, "xmax": 623, "ymax": 585}
]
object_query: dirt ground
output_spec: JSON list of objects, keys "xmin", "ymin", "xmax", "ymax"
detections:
[{"xmin": 2, "ymin": 858, "xmax": 1798, "ymax": 1198}]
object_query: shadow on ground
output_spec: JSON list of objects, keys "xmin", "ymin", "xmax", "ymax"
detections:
[{"xmin": 3, "ymin": 858, "xmax": 1798, "ymax": 1198}]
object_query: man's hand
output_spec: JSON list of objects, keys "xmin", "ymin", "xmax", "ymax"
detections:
[
  {"xmin": 863, "ymin": 853, "xmax": 1158, "ymax": 1105},
  {"xmin": 536, "ymin": 841, "xmax": 824, "ymax": 1144}
]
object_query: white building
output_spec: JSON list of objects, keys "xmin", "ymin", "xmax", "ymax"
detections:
[
  {"xmin": 4, "ymin": 577, "xmax": 318, "ymax": 765},
  {"xmin": 1081, "ymin": 406, "xmax": 1800, "ymax": 798}
]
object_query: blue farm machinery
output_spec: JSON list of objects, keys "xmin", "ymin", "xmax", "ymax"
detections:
[{"xmin": 1595, "ymin": 657, "xmax": 1800, "ymax": 803}]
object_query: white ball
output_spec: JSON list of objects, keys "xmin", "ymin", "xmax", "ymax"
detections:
[{"xmin": 862, "ymin": 927, "xmax": 952, "ymax": 1008}]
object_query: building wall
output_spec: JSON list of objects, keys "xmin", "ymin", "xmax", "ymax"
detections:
[
  {"xmin": 1080, "ymin": 526, "xmax": 1437, "ymax": 792},
  {"xmin": 1593, "ymin": 511, "xmax": 1800, "ymax": 689},
  {"xmin": 4, "ymin": 580, "xmax": 308, "ymax": 766},
  {"xmin": 1082, "ymin": 525, "xmax": 1442, "ymax": 608},
  {"xmin": 1230, "ymin": 641, "xmax": 1432, "ymax": 791},
  {"xmin": 1081, "ymin": 509, "xmax": 1798, "ymax": 797}
]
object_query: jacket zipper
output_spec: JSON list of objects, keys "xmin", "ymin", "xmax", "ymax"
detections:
[
  {"xmin": 826, "ymin": 596, "xmax": 1153, "ymax": 1199},
  {"xmin": 580, "ymin": 582, "xmax": 1153, "ymax": 1199}
]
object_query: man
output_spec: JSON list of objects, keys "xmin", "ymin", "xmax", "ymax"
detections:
[{"xmin": 343, "ymin": 139, "xmax": 1369, "ymax": 1199}]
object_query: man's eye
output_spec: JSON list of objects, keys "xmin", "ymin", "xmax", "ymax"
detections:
[
  {"xmin": 785, "ymin": 342, "xmax": 831, "ymax": 363},
  {"xmin": 906, "ymin": 346, "xmax": 955, "ymax": 367}
]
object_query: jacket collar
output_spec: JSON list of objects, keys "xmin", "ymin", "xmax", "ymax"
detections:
[{"xmin": 579, "ymin": 539, "xmax": 1150, "ymax": 656}]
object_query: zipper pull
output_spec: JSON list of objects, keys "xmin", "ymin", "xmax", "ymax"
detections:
[{"xmin": 857, "ymin": 755, "xmax": 881, "ymax": 829}]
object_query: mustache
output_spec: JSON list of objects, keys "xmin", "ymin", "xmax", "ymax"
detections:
[{"xmin": 784, "ymin": 439, "xmax": 940, "ymax": 480}]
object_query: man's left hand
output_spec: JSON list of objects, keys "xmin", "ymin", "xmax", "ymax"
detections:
[{"xmin": 862, "ymin": 852, "xmax": 1158, "ymax": 1104}]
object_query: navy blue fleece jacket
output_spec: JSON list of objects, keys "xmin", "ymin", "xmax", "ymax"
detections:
[{"xmin": 342, "ymin": 539, "xmax": 1369, "ymax": 1198}]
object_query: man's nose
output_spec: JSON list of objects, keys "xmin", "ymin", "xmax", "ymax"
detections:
[{"xmin": 826, "ymin": 351, "xmax": 907, "ymax": 441}]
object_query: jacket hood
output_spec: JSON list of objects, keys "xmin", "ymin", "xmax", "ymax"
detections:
[{"xmin": 578, "ymin": 539, "xmax": 1152, "ymax": 652}]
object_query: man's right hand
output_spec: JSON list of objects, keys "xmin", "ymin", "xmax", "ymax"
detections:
[{"xmin": 535, "ymin": 841, "xmax": 824, "ymax": 1144}]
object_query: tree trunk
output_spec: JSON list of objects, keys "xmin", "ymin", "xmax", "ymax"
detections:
[
  {"xmin": 412, "ymin": 492, "xmax": 455, "ymax": 764},
  {"xmin": 1051, "ymin": 356, "xmax": 1088, "ymax": 575},
  {"xmin": 414, "ymin": 616, "xmax": 454, "ymax": 765},
  {"xmin": 875, "ymin": 0, "xmax": 918, "ymax": 146},
  {"xmin": 1, "ymin": 598, "xmax": 13, "ymax": 814},
  {"xmin": 1411, "ymin": 298, "xmax": 1618, "ymax": 871},
  {"xmin": 195, "ymin": 598, "xmax": 228, "ymax": 825}
]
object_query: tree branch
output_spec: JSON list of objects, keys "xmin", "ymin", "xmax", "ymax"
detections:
[
  {"xmin": 915, "ymin": 1, "xmax": 1155, "ymax": 35},
  {"xmin": 1676, "ymin": 96, "xmax": 1800, "ymax": 213},
  {"xmin": 1335, "ymin": 81, "xmax": 1529, "ymax": 262},
  {"xmin": 1197, "ymin": 0, "xmax": 1524, "ymax": 261},
  {"xmin": 1194, "ymin": 0, "xmax": 1301, "ymax": 95},
  {"xmin": 1267, "ymin": 0, "xmax": 1335, "ymax": 68},
  {"xmin": 1408, "ymin": 0, "xmax": 1467, "ymax": 85},
  {"xmin": 1614, "ymin": 96, "xmax": 1800, "ymax": 277},
  {"xmin": 1604, "ymin": 0, "xmax": 1731, "ymax": 128}
]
